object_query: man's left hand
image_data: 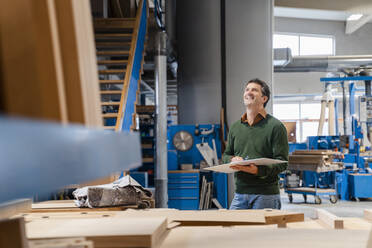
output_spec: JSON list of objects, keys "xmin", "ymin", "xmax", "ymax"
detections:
[{"xmin": 230, "ymin": 163, "xmax": 258, "ymax": 175}]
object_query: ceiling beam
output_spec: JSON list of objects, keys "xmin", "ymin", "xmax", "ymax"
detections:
[
  {"xmin": 275, "ymin": 0, "xmax": 372, "ymax": 14},
  {"xmin": 345, "ymin": 14, "xmax": 372, "ymax": 34}
]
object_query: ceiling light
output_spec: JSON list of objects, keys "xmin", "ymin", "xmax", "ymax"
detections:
[{"xmin": 347, "ymin": 14, "xmax": 363, "ymax": 21}]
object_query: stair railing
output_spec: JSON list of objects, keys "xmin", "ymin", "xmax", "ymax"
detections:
[{"xmin": 115, "ymin": 0, "xmax": 148, "ymax": 131}]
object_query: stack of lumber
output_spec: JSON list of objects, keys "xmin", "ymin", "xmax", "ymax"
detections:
[
  {"xmin": 289, "ymin": 150, "xmax": 344, "ymax": 172},
  {"xmin": 199, "ymin": 176, "xmax": 214, "ymax": 210}
]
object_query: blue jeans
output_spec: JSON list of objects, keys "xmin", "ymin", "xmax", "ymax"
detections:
[{"xmin": 229, "ymin": 193, "xmax": 281, "ymax": 210}]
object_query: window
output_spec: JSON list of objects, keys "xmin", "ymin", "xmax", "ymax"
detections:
[
  {"xmin": 273, "ymin": 34, "xmax": 299, "ymax": 56},
  {"xmin": 274, "ymin": 33, "xmax": 334, "ymax": 56},
  {"xmin": 273, "ymin": 102, "xmax": 330, "ymax": 142}
]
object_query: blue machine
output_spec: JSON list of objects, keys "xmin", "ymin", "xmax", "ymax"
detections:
[
  {"xmin": 167, "ymin": 124, "xmax": 228, "ymax": 209},
  {"xmin": 289, "ymin": 76, "xmax": 372, "ymax": 202},
  {"xmin": 167, "ymin": 124, "xmax": 222, "ymax": 169}
]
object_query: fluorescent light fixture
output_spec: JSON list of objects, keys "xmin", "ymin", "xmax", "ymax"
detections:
[{"xmin": 347, "ymin": 14, "xmax": 363, "ymax": 21}]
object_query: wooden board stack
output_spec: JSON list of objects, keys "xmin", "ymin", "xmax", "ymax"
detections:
[{"xmin": 289, "ymin": 150, "xmax": 344, "ymax": 172}]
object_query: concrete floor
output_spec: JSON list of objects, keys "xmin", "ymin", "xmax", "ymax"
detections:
[{"xmin": 280, "ymin": 189, "xmax": 372, "ymax": 218}]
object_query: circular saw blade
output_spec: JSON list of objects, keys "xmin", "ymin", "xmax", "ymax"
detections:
[{"xmin": 173, "ymin": 131, "xmax": 193, "ymax": 151}]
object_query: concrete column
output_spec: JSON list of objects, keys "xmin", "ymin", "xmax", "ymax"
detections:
[{"xmin": 225, "ymin": 0, "xmax": 274, "ymax": 205}]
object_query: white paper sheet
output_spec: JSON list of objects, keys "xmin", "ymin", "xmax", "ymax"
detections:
[{"xmin": 204, "ymin": 158, "xmax": 287, "ymax": 173}]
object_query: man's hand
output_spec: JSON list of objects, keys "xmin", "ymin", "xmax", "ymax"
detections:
[
  {"xmin": 230, "ymin": 163, "xmax": 258, "ymax": 175},
  {"xmin": 231, "ymin": 156, "xmax": 243, "ymax": 162}
]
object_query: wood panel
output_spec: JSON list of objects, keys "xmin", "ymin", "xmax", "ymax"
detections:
[
  {"xmin": 0, "ymin": 199, "xmax": 32, "ymax": 219},
  {"xmin": 54, "ymin": 0, "xmax": 102, "ymax": 127},
  {"xmin": 26, "ymin": 217, "xmax": 167, "ymax": 248},
  {"xmin": 160, "ymin": 226, "xmax": 370, "ymax": 248},
  {"xmin": 29, "ymin": 237, "xmax": 93, "ymax": 248},
  {"xmin": 0, "ymin": 0, "xmax": 102, "ymax": 126},
  {"xmin": 0, "ymin": 0, "xmax": 68, "ymax": 122}
]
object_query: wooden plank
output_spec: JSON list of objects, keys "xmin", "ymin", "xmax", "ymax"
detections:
[
  {"xmin": 0, "ymin": 217, "xmax": 28, "ymax": 248},
  {"xmin": 103, "ymin": 126, "xmax": 115, "ymax": 130},
  {"xmin": 286, "ymin": 187, "xmax": 336, "ymax": 193},
  {"xmin": 15, "ymin": 211, "xmax": 119, "ymax": 221},
  {"xmin": 95, "ymin": 33, "xmax": 132, "ymax": 38},
  {"xmin": 119, "ymin": 209, "xmax": 304, "ymax": 226},
  {"xmin": 97, "ymin": 51, "xmax": 130, "ymax": 56},
  {"xmin": 143, "ymin": 157, "xmax": 154, "ymax": 163},
  {"xmin": 136, "ymin": 105, "xmax": 155, "ymax": 113},
  {"xmin": 211, "ymin": 199, "xmax": 224, "ymax": 209},
  {"xmin": 287, "ymin": 219, "xmax": 325, "ymax": 229},
  {"xmin": 142, "ymin": 143, "xmax": 153, "ymax": 149},
  {"xmin": 264, "ymin": 210, "xmax": 304, "ymax": 226},
  {"xmin": 289, "ymin": 154, "xmax": 325, "ymax": 164},
  {"xmin": 99, "ymin": 80, "xmax": 124, "ymax": 84},
  {"xmin": 32, "ymin": 201, "xmax": 77, "ymax": 209},
  {"xmin": 94, "ymin": 18, "xmax": 135, "ymax": 29},
  {"xmin": 315, "ymin": 209, "xmax": 344, "ymax": 229},
  {"xmin": 26, "ymin": 217, "xmax": 167, "ymax": 248},
  {"xmin": 101, "ymin": 102, "xmax": 120, "ymax": 106},
  {"xmin": 102, "ymin": 113, "xmax": 118, "ymax": 118},
  {"xmin": 54, "ymin": 0, "xmax": 102, "ymax": 128},
  {"xmin": 292, "ymin": 150, "xmax": 340, "ymax": 155},
  {"xmin": 0, "ymin": 0, "xmax": 68, "ymax": 122},
  {"xmin": 0, "ymin": 199, "xmax": 32, "ymax": 219},
  {"xmin": 96, "ymin": 42, "xmax": 131, "ymax": 47},
  {"xmin": 97, "ymin": 59, "xmax": 128, "ymax": 65},
  {"xmin": 100, "ymin": 90, "xmax": 122, "ymax": 94},
  {"xmin": 98, "ymin": 69, "xmax": 126, "ymax": 74},
  {"xmin": 29, "ymin": 237, "xmax": 93, "ymax": 248},
  {"xmin": 30, "ymin": 206, "xmax": 136, "ymax": 213},
  {"xmin": 159, "ymin": 226, "xmax": 370, "ymax": 248},
  {"xmin": 31, "ymin": 199, "xmax": 136, "ymax": 211}
]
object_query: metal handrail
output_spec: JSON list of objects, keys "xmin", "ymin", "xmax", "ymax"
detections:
[{"xmin": 115, "ymin": 0, "xmax": 148, "ymax": 131}]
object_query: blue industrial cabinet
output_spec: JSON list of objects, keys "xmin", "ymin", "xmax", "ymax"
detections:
[
  {"xmin": 349, "ymin": 173, "xmax": 372, "ymax": 198},
  {"xmin": 168, "ymin": 170, "xmax": 200, "ymax": 210}
]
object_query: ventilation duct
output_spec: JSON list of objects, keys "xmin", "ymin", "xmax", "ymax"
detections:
[{"xmin": 274, "ymin": 48, "xmax": 372, "ymax": 72}]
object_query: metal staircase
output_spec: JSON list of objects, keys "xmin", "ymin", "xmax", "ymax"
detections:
[{"xmin": 94, "ymin": 0, "xmax": 148, "ymax": 131}]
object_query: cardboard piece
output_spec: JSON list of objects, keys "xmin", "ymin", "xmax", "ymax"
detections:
[{"xmin": 205, "ymin": 158, "xmax": 287, "ymax": 173}]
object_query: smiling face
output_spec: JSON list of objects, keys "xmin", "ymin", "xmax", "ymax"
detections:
[{"xmin": 243, "ymin": 82, "xmax": 268, "ymax": 108}]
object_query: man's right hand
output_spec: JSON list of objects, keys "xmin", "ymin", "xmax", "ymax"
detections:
[{"xmin": 231, "ymin": 156, "xmax": 243, "ymax": 162}]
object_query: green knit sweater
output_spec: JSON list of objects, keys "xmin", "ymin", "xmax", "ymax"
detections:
[{"xmin": 223, "ymin": 114, "xmax": 289, "ymax": 195}]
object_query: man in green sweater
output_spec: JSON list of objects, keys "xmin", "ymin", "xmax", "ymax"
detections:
[{"xmin": 223, "ymin": 78, "xmax": 288, "ymax": 209}]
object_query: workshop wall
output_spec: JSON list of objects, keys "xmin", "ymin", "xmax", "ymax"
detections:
[{"xmin": 274, "ymin": 17, "xmax": 372, "ymax": 96}]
